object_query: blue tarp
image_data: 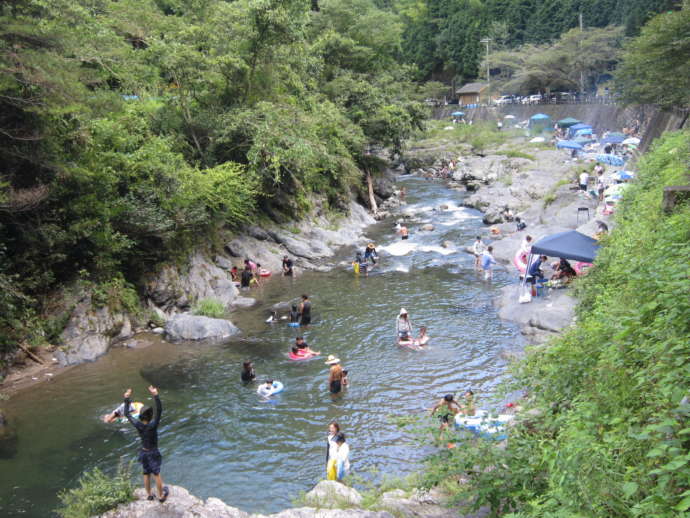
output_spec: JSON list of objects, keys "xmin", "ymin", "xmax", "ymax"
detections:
[
  {"xmin": 530, "ymin": 113, "xmax": 550, "ymax": 120},
  {"xmin": 530, "ymin": 230, "xmax": 600, "ymax": 263},
  {"xmin": 601, "ymin": 134, "xmax": 625, "ymax": 144},
  {"xmin": 596, "ymin": 154, "xmax": 626, "ymax": 166},
  {"xmin": 452, "ymin": 111, "xmax": 465, "ymax": 117},
  {"xmin": 556, "ymin": 140, "xmax": 583, "ymax": 150},
  {"xmin": 568, "ymin": 123, "xmax": 592, "ymax": 137}
]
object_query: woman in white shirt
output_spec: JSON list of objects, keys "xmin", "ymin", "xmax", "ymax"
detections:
[
  {"xmin": 334, "ymin": 433, "xmax": 350, "ymax": 481},
  {"xmin": 326, "ymin": 422, "xmax": 340, "ymax": 476}
]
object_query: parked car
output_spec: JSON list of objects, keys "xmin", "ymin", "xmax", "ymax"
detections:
[
  {"xmin": 528, "ymin": 94, "xmax": 542, "ymax": 104},
  {"xmin": 494, "ymin": 95, "xmax": 516, "ymax": 106}
]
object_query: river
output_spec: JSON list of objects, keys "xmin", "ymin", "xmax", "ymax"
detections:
[{"xmin": 0, "ymin": 177, "xmax": 523, "ymax": 517}]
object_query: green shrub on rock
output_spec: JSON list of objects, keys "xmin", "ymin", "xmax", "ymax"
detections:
[{"xmin": 57, "ymin": 464, "xmax": 134, "ymax": 518}]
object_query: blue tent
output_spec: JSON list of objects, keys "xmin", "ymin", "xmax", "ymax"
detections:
[
  {"xmin": 568, "ymin": 123, "xmax": 591, "ymax": 137},
  {"xmin": 452, "ymin": 111, "xmax": 465, "ymax": 117},
  {"xmin": 556, "ymin": 140, "xmax": 583, "ymax": 150},
  {"xmin": 575, "ymin": 128, "xmax": 593, "ymax": 136},
  {"xmin": 530, "ymin": 230, "xmax": 600, "ymax": 263},
  {"xmin": 530, "ymin": 113, "xmax": 550, "ymax": 120}
]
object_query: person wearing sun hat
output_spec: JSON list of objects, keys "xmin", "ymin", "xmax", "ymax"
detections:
[
  {"xmin": 396, "ymin": 308, "xmax": 413, "ymax": 342},
  {"xmin": 364, "ymin": 243, "xmax": 378, "ymax": 265},
  {"xmin": 325, "ymin": 355, "xmax": 344, "ymax": 394}
]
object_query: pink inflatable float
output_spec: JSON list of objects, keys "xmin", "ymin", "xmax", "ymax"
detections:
[{"xmin": 513, "ymin": 250, "xmax": 528, "ymax": 273}]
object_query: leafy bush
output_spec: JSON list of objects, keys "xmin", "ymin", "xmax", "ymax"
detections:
[
  {"xmin": 193, "ymin": 298, "xmax": 226, "ymax": 319},
  {"xmin": 57, "ymin": 464, "xmax": 134, "ymax": 518},
  {"xmin": 417, "ymin": 130, "xmax": 690, "ymax": 518},
  {"xmin": 503, "ymin": 150, "xmax": 535, "ymax": 160}
]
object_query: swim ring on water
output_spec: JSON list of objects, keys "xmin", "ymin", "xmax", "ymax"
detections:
[
  {"xmin": 257, "ymin": 381, "xmax": 284, "ymax": 397},
  {"xmin": 288, "ymin": 351, "xmax": 318, "ymax": 361},
  {"xmin": 259, "ymin": 269, "xmax": 272, "ymax": 277},
  {"xmin": 117, "ymin": 402, "xmax": 144, "ymax": 423},
  {"xmin": 454, "ymin": 410, "xmax": 514, "ymax": 440},
  {"xmin": 287, "ymin": 322, "xmax": 300, "ymax": 327},
  {"xmin": 513, "ymin": 250, "xmax": 528, "ymax": 273}
]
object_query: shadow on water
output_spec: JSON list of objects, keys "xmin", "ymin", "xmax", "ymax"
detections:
[{"xmin": 0, "ymin": 177, "xmax": 524, "ymax": 517}]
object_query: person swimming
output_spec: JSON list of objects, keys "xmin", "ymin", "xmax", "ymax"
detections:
[
  {"xmin": 241, "ymin": 361, "xmax": 256, "ymax": 383},
  {"xmin": 103, "ymin": 401, "xmax": 145, "ymax": 423},
  {"xmin": 295, "ymin": 336, "xmax": 320, "ymax": 356}
]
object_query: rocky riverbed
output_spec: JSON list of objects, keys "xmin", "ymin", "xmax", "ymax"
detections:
[{"xmin": 404, "ymin": 135, "xmax": 617, "ymax": 344}]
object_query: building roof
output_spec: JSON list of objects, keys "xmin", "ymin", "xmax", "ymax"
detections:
[{"xmin": 456, "ymin": 82, "xmax": 488, "ymax": 94}]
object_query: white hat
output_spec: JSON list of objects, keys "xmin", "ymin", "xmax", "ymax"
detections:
[
  {"xmin": 325, "ymin": 355, "xmax": 341, "ymax": 365},
  {"xmin": 399, "ymin": 308, "xmax": 408, "ymax": 316}
]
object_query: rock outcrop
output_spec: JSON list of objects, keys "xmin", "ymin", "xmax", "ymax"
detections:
[
  {"xmin": 99, "ymin": 483, "xmax": 482, "ymax": 518},
  {"xmin": 99, "ymin": 486, "xmax": 393, "ymax": 518},
  {"xmin": 164, "ymin": 314, "xmax": 240, "ymax": 342},
  {"xmin": 56, "ymin": 293, "xmax": 134, "ymax": 366}
]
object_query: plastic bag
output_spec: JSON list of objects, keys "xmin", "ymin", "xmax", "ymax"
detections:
[{"xmin": 519, "ymin": 286, "xmax": 532, "ymax": 303}]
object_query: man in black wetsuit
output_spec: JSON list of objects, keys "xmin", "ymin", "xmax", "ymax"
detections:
[{"xmin": 124, "ymin": 386, "xmax": 169, "ymax": 503}]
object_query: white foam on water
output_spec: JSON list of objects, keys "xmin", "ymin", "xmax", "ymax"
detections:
[
  {"xmin": 380, "ymin": 241, "xmax": 419, "ymax": 256},
  {"xmin": 394, "ymin": 264, "xmax": 410, "ymax": 273},
  {"xmin": 419, "ymin": 245, "xmax": 455, "ymax": 256}
]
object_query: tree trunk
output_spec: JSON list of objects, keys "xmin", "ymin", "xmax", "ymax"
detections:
[{"xmin": 366, "ymin": 169, "xmax": 378, "ymax": 214}]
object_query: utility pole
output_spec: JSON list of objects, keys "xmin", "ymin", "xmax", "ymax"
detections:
[
  {"xmin": 480, "ymin": 38, "xmax": 491, "ymax": 98},
  {"xmin": 579, "ymin": 11, "xmax": 584, "ymax": 95}
]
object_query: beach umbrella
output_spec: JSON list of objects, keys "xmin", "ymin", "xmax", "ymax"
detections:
[
  {"xmin": 556, "ymin": 140, "xmax": 583, "ymax": 150},
  {"xmin": 597, "ymin": 154, "xmax": 625, "ymax": 166},
  {"xmin": 608, "ymin": 131, "xmax": 626, "ymax": 138},
  {"xmin": 451, "ymin": 111, "xmax": 465, "ymax": 117},
  {"xmin": 601, "ymin": 134, "xmax": 625, "ymax": 144},
  {"xmin": 530, "ymin": 113, "xmax": 550, "ymax": 120},
  {"xmin": 622, "ymin": 137, "xmax": 640, "ymax": 145},
  {"xmin": 557, "ymin": 117, "xmax": 580, "ymax": 128},
  {"xmin": 504, "ymin": 115, "xmax": 516, "ymax": 119}
]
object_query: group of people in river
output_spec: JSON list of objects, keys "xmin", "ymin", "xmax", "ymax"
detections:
[{"xmin": 229, "ymin": 255, "xmax": 296, "ymax": 290}]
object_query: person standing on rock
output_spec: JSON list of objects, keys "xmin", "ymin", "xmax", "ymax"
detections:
[
  {"xmin": 123, "ymin": 386, "xmax": 169, "ymax": 503},
  {"xmin": 472, "ymin": 236, "xmax": 486, "ymax": 269},
  {"xmin": 579, "ymin": 170, "xmax": 590, "ymax": 192},
  {"xmin": 326, "ymin": 422, "xmax": 340, "ymax": 477},
  {"xmin": 299, "ymin": 294, "xmax": 312, "ymax": 326},
  {"xmin": 364, "ymin": 243, "xmax": 378, "ymax": 265}
]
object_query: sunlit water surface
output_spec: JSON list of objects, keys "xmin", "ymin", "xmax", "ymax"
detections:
[{"xmin": 0, "ymin": 177, "xmax": 523, "ymax": 517}]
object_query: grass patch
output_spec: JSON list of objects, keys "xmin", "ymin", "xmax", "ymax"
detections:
[
  {"xmin": 193, "ymin": 298, "xmax": 226, "ymax": 318},
  {"xmin": 409, "ymin": 120, "xmax": 519, "ymax": 154},
  {"xmin": 503, "ymin": 150, "xmax": 535, "ymax": 160},
  {"xmin": 56, "ymin": 463, "xmax": 134, "ymax": 518}
]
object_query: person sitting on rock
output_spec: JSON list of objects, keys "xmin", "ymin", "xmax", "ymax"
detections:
[
  {"xmin": 515, "ymin": 217, "xmax": 527, "ymax": 232},
  {"xmin": 551, "ymin": 258, "xmax": 577, "ymax": 281}
]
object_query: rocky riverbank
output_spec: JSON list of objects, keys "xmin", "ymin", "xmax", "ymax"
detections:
[
  {"xmin": 1, "ymin": 176, "xmax": 403, "ymax": 395},
  {"xmin": 98, "ymin": 481, "xmax": 486, "ymax": 518},
  {"xmin": 404, "ymin": 134, "xmax": 616, "ymax": 344}
]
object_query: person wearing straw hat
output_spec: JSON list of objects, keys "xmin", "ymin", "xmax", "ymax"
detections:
[
  {"xmin": 396, "ymin": 308, "xmax": 413, "ymax": 342},
  {"xmin": 325, "ymin": 355, "xmax": 344, "ymax": 394},
  {"xmin": 364, "ymin": 243, "xmax": 378, "ymax": 265}
]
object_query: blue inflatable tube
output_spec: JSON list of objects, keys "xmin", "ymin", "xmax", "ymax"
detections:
[
  {"xmin": 287, "ymin": 322, "xmax": 300, "ymax": 327},
  {"xmin": 269, "ymin": 381, "xmax": 284, "ymax": 395}
]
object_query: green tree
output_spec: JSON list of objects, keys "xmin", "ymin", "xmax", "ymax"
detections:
[{"xmin": 616, "ymin": 0, "xmax": 690, "ymax": 109}]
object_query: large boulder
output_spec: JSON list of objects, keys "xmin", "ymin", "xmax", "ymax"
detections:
[
  {"xmin": 56, "ymin": 294, "xmax": 134, "ymax": 366},
  {"xmin": 303, "ymin": 481, "xmax": 363, "ymax": 509},
  {"xmin": 146, "ymin": 252, "xmax": 239, "ymax": 313},
  {"xmin": 164, "ymin": 314, "xmax": 240, "ymax": 342}
]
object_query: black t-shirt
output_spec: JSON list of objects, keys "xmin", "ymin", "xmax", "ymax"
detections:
[
  {"xmin": 516, "ymin": 221, "xmax": 527, "ymax": 231},
  {"xmin": 241, "ymin": 369, "xmax": 256, "ymax": 382},
  {"xmin": 283, "ymin": 258, "xmax": 293, "ymax": 275},
  {"xmin": 240, "ymin": 270, "xmax": 253, "ymax": 287}
]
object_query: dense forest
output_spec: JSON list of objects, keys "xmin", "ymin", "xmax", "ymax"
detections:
[
  {"xmin": 0, "ymin": 0, "xmax": 426, "ymax": 354},
  {"xmin": 393, "ymin": 0, "xmax": 681, "ymax": 82}
]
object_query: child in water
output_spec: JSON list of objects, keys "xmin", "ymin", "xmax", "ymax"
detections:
[
  {"xmin": 289, "ymin": 305, "xmax": 300, "ymax": 323},
  {"xmin": 341, "ymin": 370, "xmax": 349, "ymax": 388},
  {"xmin": 416, "ymin": 326, "xmax": 429, "ymax": 346}
]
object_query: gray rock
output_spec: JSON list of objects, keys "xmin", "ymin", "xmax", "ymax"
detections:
[
  {"xmin": 152, "ymin": 327, "xmax": 164, "ymax": 334},
  {"xmin": 441, "ymin": 240, "xmax": 453, "ymax": 249},
  {"xmin": 373, "ymin": 175, "xmax": 395, "ymax": 199},
  {"xmin": 303, "ymin": 481, "xmax": 363, "ymax": 508},
  {"xmin": 247, "ymin": 225, "xmax": 271, "ymax": 241},
  {"xmin": 56, "ymin": 293, "xmax": 134, "ymax": 366},
  {"xmin": 214, "ymin": 255, "xmax": 234, "ymax": 270},
  {"xmin": 271, "ymin": 301, "xmax": 293, "ymax": 311},
  {"xmin": 420, "ymin": 224, "xmax": 435, "ymax": 231},
  {"xmin": 99, "ymin": 485, "xmax": 393, "ymax": 518},
  {"xmin": 231, "ymin": 297, "xmax": 256, "ymax": 309},
  {"xmin": 164, "ymin": 314, "xmax": 240, "ymax": 342}
]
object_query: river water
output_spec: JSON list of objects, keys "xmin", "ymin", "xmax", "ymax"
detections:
[{"xmin": 0, "ymin": 177, "xmax": 523, "ymax": 517}]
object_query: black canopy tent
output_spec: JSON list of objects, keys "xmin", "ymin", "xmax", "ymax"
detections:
[
  {"xmin": 530, "ymin": 230, "xmax": 600, "ymax": 263},
  {"xmin": 521, "ymin": 231, "xmax": 600, "ymax": 296}
]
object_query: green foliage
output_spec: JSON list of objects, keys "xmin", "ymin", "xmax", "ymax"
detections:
[
  {"xmin": 193, "ymin": 298, "xmax": 227, "ymax": 319},
  {"xmin": 417, "ymin": 130, "xmax": 690, "ymax": 518},
  {"xmin": 56, "ymin": 463, "xmax": 135, "ymax": 518},
  {"xmin": 488, "ymin": 26, "xmax": 624, "ymax": 95},
  {"xmin": 616, "ymin": 1, "xmax": 690, "ymax": 109},
  {"xmin": 91, "ymin": 276, "xmax": 141, "ymax": 315},
  {"xmin": 503, "ymin": 150, "xmax": 535, "ymax": 160}
]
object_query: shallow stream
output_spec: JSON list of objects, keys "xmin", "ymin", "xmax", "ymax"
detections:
[{"xmin": 0, "ymin": 177, "xmax": 523, "ymax": 517}]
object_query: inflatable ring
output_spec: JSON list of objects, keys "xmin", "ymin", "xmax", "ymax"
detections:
[
  {"xmin": 287, "ymin": 322, "xmax": 300, "ymax": 327},
  {"xmin": 574, "ymin": 261, "xmax": 592, "ymax": 275},
  {"xmin": 288, "ymin": 351, "xmax": 317, "ymax": 361},
  {"xmin": 268, "ymin": 381, "xmax": 284, "ymax": 395},
  {"xmin": 513, "ymin": 250, "xmax": 528, "ymax": 273},
  {"xmin": 259, "ymin": 269, "xmax": 272, "ymax": 277},
  {"xmin": 454, "ymin": 410, "xmax": 513, "ymax": 440}
]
